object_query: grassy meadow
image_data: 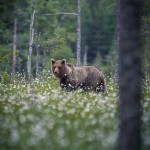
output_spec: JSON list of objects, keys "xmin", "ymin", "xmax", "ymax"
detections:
[{"xmin": 0, "ymin": 72, "xmax": 149, "ymax": 150}]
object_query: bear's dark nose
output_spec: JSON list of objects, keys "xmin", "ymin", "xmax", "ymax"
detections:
[{"xmin": 54, "ymin": 71, "xmax": 59, "ymax": 74}]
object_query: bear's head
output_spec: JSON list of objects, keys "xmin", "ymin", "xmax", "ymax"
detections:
[{"xmin": 51, "ymin": 59, "xmax": 68, "ymax": 78}]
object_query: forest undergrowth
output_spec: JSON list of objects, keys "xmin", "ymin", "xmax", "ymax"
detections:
[{"xmin": 0, "ymin": 71, "xmax": 149, "ymax": 150}]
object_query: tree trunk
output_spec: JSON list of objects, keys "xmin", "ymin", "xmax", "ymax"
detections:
[
  {"xmin": 12, "ymin": 18, "xmax": 17, "ymax": 78},
  {"xmin": 116, "ymin": 7, "xmax": 120, "ymax": 83},
  {"xmin": 76, "ymin": 0, "xmax": 81, "ymax": 66},
  {"xmin": 27, "ymin": 9, "xmax": 35, "ymax": 81},
  {"xmin": 36, "ymin": 32, "xmax": 41, "ymax": 78},
  {"xmin": 118, "ymin": 0, "xmax": 142, "ymax": 150}
]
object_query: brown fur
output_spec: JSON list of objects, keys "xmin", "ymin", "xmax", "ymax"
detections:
[{"xmin": 51, "ymin": 59, "xmax": 106, "ymax": 92}]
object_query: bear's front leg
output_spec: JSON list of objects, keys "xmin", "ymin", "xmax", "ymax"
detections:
[{"xmin": 61, "ymin": 83, "xmax": 73, "ymax": 92}]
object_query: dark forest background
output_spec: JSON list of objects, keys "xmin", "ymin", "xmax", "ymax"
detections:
[{"xmin": 0, "ymin": 0, "xmax": 149, "ymax": 78}]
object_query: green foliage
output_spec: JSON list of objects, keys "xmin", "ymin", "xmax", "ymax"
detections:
[
  {"xmin": 0, "ymin": 0, "xmax": 16, "ymax": 44},
  {"xmin": 143, "ymin": 37, "xmax": 150, "ymax": 78},
  {"xmin": 50, "ymin": 46, "xmax": 74, "ymax": 61},
  {"xmin": 34, "ymin": 0, "xmax": 77, "ymax": 42},
  {"xmin": 41, "ymin": 34, "xmax": 75, "ymax": 70},
  {"xmin": 41, "ymin": 33, "xmax": 67, "ymax": 52},
  {"xmin": 0, "ymin": 71, "xmax": 11, "ymax": 83},
  {"xmin": 142, "ymin": 1, "xmax": 150, "ymax": 78},
  {"xmin": 82, "ymin": 0, "xmax": 116, "ymax": 63},
  {"xmin": 68, "ymin": 58, "xmax": 77, "ymax": 65},
  {"xmin": 0, "ymin": 45, "xmax": 12, "ymax": 73}
]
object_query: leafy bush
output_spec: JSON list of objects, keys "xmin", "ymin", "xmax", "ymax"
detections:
[
  {"xmin": 0, "ymin": 71, "xmax": 11, "ymax": 83},
  {"xmin": 41, "ymin": 34, "xmax": 75, "ymax": 71},
  {"xmin": 50, "ymin": 45, "xmax": 75, "ymax": 61},
  {"xmin": 0, "ymin": 45, "xmax": 12, "ymax": 74}
]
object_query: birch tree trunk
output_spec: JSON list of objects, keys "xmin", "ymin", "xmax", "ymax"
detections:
[
  {"xmin": 118, "ymin": 0, "xmax": 142, "ymax": 150},
  {"xmin": 76, "ymin": 0, "xmax": 81, "ymax": 66},
  {"xmin": 12, "ymin": 18, "xmax": 17, "ymax": 78},
  {"xmin": 27, "ymin": 9, "xmax": 35, "ymax": 81}
]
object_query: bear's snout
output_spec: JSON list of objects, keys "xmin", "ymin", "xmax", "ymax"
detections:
[
  {"xmin": 54, "ymin": 70, "xmax": 59, "ymax": 75},
  {"xmin": 53, "ymin": 67, "xmax": 60, "ymax": 76}
]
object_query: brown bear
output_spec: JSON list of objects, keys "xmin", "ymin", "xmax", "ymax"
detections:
[{"xmin": 51, "ymin": 59, "xmax": 106, "ymax": 93}]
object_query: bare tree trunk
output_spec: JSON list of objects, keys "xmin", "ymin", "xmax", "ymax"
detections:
[
  {"xmin": 12, "ymin": 18, "xmax": 17, "ymax": 78},
  {"xmin": 118, "ymin": 0, "xmax": 142, "ymax": 150},
  {"xmin": 27, "ymin": 9, "xmax": 35, "ymax": 81},
  {"xmin": 76, "ymin": 0, "xmax": 81, "ymax": 66},
  {"xmin": 36, "ymin": 32, "xmax": 41, "ymax": 78}
]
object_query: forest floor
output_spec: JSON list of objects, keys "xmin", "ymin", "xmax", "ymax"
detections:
[{"xmin": 0, "ymin": 72, "xmax": 150, "ymax": 150}]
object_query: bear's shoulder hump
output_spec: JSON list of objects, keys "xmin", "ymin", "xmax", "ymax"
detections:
[{"xmin": 66, "ymin": 63, "xmax": 74, "ymax": 69}]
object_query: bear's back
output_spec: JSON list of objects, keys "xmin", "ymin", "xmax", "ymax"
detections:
[{"xmin": 76, "ymin": 66, "xmax": 104, "ymax": 87}]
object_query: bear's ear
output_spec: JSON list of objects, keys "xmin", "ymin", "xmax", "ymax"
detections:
[
  {"xmin": 51, "ymin": 59, "xmax": 56, "ymax": 65},
  {"xmin": 61, "ymin": 59, "xmax": 66, "ymax": 65}
]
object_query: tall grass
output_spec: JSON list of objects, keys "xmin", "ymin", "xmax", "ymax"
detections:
[{"xmin": 0, "ymin": 72, "xmax": 149, "ymax": 150}]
